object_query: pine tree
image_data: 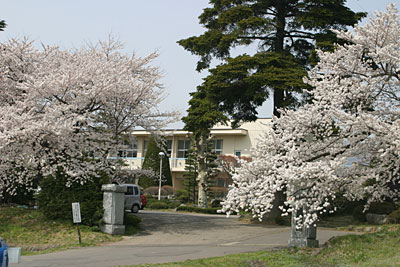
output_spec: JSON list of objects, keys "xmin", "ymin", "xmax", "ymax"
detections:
[
  {"xmin": 182, "ymin": 136, "xmax": 220, "ymax": 206},
  {"xmin": 139, "ymin": 136, "xmax": 172, "ymax": 189},
  {"xmin": 178, "ymin": 0, "xmax": 366, "ymax": 121},
  {"xmin": 0, "ymin": 20, "xmax": 6, "ymax": 31},
  {"xmin": 183, "ymin": 145, "xmax": 198, "ymax": 203}
]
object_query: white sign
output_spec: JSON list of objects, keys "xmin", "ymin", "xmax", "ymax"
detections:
[{"xmin": 72, "ymin": 202, "xmax": 81, "ymax": 223}]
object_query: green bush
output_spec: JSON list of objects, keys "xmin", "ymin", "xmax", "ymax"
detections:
[
  {"xmin": 1, "ymin": 184, "xmax": 37, "ymax": 206},
  {"xmin": 368, "ymin": 202, "xmax": 396, "ymax": 215},
  {"xmin": 176, "ymin": 205, "xmax": 223, "ymax": 214},
  {"xmin": 162, "ymin": 185, "xmax": 175, "ymax": 195},
  {"xmin": 352, "ymin": 205, "xmax": 367, "ymax": 222},
  {"xmin": 124, "ymin": 213, "xmax": 142, "ymax": 226},
  {"xmin": 352, "ymin": 202, "xmax": 396, "ymax": 222},
  {"xmin": 145, "ymin": 198, "xmax": 180, "ymax": 210},
  {"xmin": 387, "ymin": 207, "xmax": 400, "ymax": 224},
  {"xmin": 210, "ymin": 199, "xmax": 222, "ymax": 208},
  {"xmin": 175, "ymin": 189, "xmax": 189, "ymax": 203},
  {"xmin": 144, "ymin": 186, "xmax": 167, "ymax": 196},
  {"xmin": 147, "ymin": 201, "xmax": 170, "ymax": 209},
  {"xmin": 167, "ymin": 201, "xmax": 181, "ymax": 209},
  {"xmin": 37, "ymin": 168, "xmax": 109, "ymax": 226},
  {"xmin": 124, "ymin": 213, "xmax": 142, "ymax": 235},
  {"xmin": 0, "ymin": 169, "xmax": 39, "ymax": 206}
]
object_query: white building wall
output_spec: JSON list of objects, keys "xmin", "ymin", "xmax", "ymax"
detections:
[{"xmin": 120, "ymin": 118, "xmax": 271, "ymax": 189}]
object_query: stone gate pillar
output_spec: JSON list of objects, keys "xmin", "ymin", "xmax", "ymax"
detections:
[
  {"xmin": 101, "ymin": 184, "xmax": 126, "ymax": 235},
  {"xmin": 288, "ymin": 207, "xmax": 319, "ymax": 248}
]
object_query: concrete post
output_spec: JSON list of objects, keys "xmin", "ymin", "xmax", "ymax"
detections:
[
  {"xmin": 288, "ymin": 207, "xmax": 319, "ymax": 248},
  {"xmin": 101, "ymin": 184, "xmax": 126, "ymax": 235}
]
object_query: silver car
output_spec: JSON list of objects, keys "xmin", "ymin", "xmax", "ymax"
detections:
[{"xmin": 121, "ymin": 184, "xmax": 142, "ymax": 213}]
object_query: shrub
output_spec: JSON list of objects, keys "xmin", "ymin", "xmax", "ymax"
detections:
[
  {"xmin": 210, "ymin": 199, "xmax": 222, "ymax": 208},
  {"xmin": 0, "ymin": 170, "xmax": 39, "ymax": 205},
  {"xmin": 124, "ymin": 213, "xmax": 142, "ymax": 235},
  {"xmin": 162, "ymin": 185, "xmax": 175, "ymax": 195},
  {"xmin": 147, "ymin": 201, "xmax": 169, "ymax": 209},
  {"xmin": 124, "ymin": 213, "xmax": 142, "ymax": 226},
  {"xmin": 352, "ymin": 202, "xmax": 396, "ymax": 222},
  {"xmin": 175, "ymin": 189, "xmax": 189, "ymax": 203},
  {"xmin": 368, "ymin": 202, "xmax": 396, "ymax": 215},
  {"xmin": 167, "ymin": 201, "xmax": 181, "ymax": 209},
  {"xmin": 144, "ymin": 186, "xmax": 167, "ymax": 196},
  {"xmin": 37, "ymin": 168, "xmax": 109, "ymax": 226},
  {"xmin": 176, "ymin": 205, "xmax": 222, "ymax": 214},
  {"xmin": 353, "ymin": 205, "xmax": 367, "ymax": 222},
  {"xmin": 387, "ymin": 207, "xmax": 400, "ymax": 224}
]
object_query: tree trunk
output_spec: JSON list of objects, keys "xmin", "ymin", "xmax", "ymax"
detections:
[
  {"xmin": 271, "ymin": 0, "xmax": 288, "ymax": 118},
  {"xmin": 196, "ymin": 134, "xmax": 208, "ymax": 208},
  {"xmin": 267, "ymin": 0, "xmax": 287, "ymax": 220}
]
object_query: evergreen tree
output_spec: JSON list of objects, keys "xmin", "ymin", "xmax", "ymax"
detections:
[
  {"xmin": 183, "ymin": 145, "xmax": 198, "ymax": 203},
  {"xmin": 178, "ymin": 0, "xmax": 366, "ymax": 121},
  {"xmin": 182, "ymin": 90, "xmax": 226, "ymax": 208},
  {"xmin": 0, "ymin": 20, "xmax": 6, "ymax": 31},
  {"xmin": 139, "ymin": 136, "xmax": 172, "ymax": 189}
]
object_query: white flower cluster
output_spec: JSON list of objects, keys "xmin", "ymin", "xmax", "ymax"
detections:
[
  {"xmin": 0, "ymin": 37, "xmax": 178, "ymax": 197},
  {"xmin": 221, "ymin": 4, "xmax": 400, "ymax": 228}
]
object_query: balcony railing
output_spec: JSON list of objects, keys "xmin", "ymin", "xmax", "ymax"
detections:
[{"xmin": 110, "ymin": 157, "xmax": 188, "ymax": 171}]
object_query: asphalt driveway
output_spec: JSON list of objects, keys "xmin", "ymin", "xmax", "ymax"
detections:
[{"xmin": 13, "ymin": 210, "xmax": 353, "ymax": 267}]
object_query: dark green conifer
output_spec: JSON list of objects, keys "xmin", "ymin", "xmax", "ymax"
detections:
[
  {"xmin": 0, "ymin": 20, "xmax": 6, "ymax": 31},
  {"xmin": 183, "ymin": 145, "xmax": 198, "ymax": 203},
  {"xmin": 178, "ymin": 0, "xmax": 366, "ymax": 121},
  {"xmin": 139, "ymin": 137, "xmax": 172, "ymax": 189}
]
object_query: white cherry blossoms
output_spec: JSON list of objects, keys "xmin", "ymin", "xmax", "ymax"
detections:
[{"xmin": 221, "ymin": 4, "xmax": 400, "ymax": 228}]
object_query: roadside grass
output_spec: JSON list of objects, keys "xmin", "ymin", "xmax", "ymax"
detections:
[
  {"xmin": 126, "ymin": 225, "xmax": 400, "ymax": 267},
  {"xmin": 0, "ymin": 205, "xmax": 140, "ymax": 255}
]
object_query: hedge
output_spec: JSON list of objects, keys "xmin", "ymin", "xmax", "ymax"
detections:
[
  {"xmin": 175, "ymin": 206, "xmax": 223, "ymax": 214},
  {"xmin": 37, "ymin": 168, "xmax": 109, "ymax": 226}
]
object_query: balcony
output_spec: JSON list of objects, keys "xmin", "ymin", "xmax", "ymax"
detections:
[
  {"xmin": 169, "ymin": 158, "xmax": 186, "ymax": 171},
  {"xmin": 115, "ymin": 157, "xmax": 187, "ymax": 172}
]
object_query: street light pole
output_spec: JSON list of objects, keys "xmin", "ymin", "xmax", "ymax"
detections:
[{"xmin": 158, "ymin": 151, "xmax": 165, "ymax": 201}]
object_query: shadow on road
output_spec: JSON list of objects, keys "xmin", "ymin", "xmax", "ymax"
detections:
[{"xmin": 135, "ymin": 210, "xmax": 284, "ymax": 236}]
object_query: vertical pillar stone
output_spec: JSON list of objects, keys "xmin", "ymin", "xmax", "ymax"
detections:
[
  {"xmin": 101, "ymin": 184, "xmax": 126, "ymax": 235},
  {"xmin": 288, "ymin": 208, "xmax": 319, "ymax": 248}
]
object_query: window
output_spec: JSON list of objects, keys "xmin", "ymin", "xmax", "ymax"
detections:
[
  {"xmin": 177, "ymin": 139, "xmax": 191, "ymax": 158},
  {"xmin": 235, "ymin": 150, "xmax": 241, "ymax": 157},
  {"xmin": 211, "ymin": 139, "xmax": 223, "ymax": 155},
  {"xmin": 166, "ymin": 140, "xmax": 173, "ymax": 157},
  {"xmin": 126, "ymin": 143, "xmax": 138, "ymax": 158},
  {"xmin": 125, "ymin": 186, "xmax": 139, "ymax": 195},
  {"xmin": 118, "ymin": 140, "xmax": 137, "ymax": 158},
  {"xmin": 125, "ymin": 186, "xmax": 133, "ymax": 195}
]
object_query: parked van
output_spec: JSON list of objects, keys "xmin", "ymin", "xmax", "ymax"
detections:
[{"xmin": 120, "ymin": 184, "xmax": 142, "ymax": 213}]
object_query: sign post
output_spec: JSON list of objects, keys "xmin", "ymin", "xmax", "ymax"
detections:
[{"xmin": 72, "ymin": 202, "xmax": 82, "ymax": 244}]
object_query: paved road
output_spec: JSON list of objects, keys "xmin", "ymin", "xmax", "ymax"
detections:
[{"xmin": 13, "ymin": 210, "xmax": 353, "ymax": 267}]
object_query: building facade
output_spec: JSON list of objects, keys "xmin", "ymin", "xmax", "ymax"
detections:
[{"xmin": 118, "ymin": 118, "xmax": 271, "ymax": 194}]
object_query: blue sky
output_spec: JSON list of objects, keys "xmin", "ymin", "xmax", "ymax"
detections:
[{"xmin": 1, "ymin": 0, "xmax": 399, "ymax": 128}]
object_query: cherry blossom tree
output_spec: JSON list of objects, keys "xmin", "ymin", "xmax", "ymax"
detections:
[
  {"xmin": 217, "ymin": 155, "xmax": 251, "ymax": 179},
  {"xmin": 221, "ymin": 4, "xmax": 400, "ymax": 229},
  {"xmin": 0, "ymin": 37, "xmax": 178, "ymax": 197}
]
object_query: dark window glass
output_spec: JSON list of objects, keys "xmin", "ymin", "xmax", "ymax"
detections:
[
  {"xmin": 125, "ymin": 186, "xmax": 134, "ymax": 195},
  {"xmin": 166, "ymin": 140, "xmax": 172, "ymax": 157},
  {"xmin": 177, "ymin": 140, "xmax": 190, "ymax": 158},
  {"xmin": 211, "ymin": 139, "xmax": 223, "ymax": 155}
]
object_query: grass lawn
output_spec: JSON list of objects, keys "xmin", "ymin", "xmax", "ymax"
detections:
[
  {"xmin": 125, "ymin": 225, "xmax": 400, "ymax": 267},
  {"xmin": 0, "ymin": 205, "xmax": 140, "ymax": 255}
]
